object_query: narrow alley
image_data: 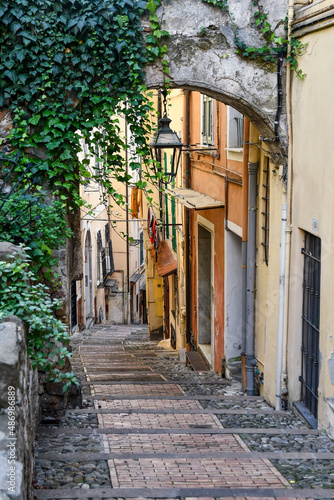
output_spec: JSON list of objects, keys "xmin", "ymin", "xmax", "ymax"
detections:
[{"xmin": 33, "ymin": 325, "xmax": 334, "ymax": 500}]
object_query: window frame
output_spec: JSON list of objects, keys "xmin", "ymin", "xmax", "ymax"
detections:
[{"xmin": 201, "ymin": 94, "xmax": 214, "ymax": 147}]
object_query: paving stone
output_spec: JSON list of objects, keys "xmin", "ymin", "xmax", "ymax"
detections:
[
  {"xmin": 90, "ymin": 383, "xmax": 185, "ymax": 397},
  {"xmin": 97, "ymin": 412, "xmax": 222, "ymax": 429},
  {"xmin": 94, "ymin": 399, "xmax": 203, "ymax": 410},
  {"xmin": 103, "ymin": 433, "xmax": 248, "ymax": 454},
  {"xmin": 107, "ymin": 457, "xmax": 289, "ymax": 489},
  {"xmin": 34, "ymin": 324, "xmax": 334, "ymax": 498}
]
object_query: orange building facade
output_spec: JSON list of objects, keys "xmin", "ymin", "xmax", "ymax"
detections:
[
  {"xmin": 184, "ymin": 91, "xmax": 244, "ymax": 374},
  {"xmin": 143, "ymin": 89, "xmax": 248, "ymax": 378}
]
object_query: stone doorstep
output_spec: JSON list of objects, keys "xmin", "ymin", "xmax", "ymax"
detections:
[
  {"xmin": 33, "ymin": 486, "xmax": 333, "ymax": 499},
  {"xmin": 37, "ymin": 451, "xmax": 334, "ymax": 461}
]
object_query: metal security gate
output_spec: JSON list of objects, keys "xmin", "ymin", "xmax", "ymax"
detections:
[{"xmin": 300, "ymin": 232, "xmax": 321, "ymax": 420}]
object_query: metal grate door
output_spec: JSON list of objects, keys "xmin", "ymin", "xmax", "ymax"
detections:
[{"xmin": 300, "ymin": 232, "xmax": 321, "ymax": 419}]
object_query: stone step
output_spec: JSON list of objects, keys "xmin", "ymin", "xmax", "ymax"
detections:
[
  {"xmin": 80, "ymin": 379, "xmax": 232, "ymax": 386},
  {"xmin": 66, "ymin": 408, "xmax": 284, "ymax": 415},
  {"xmin": 38, "ymin": 427, "xmax": 319, "ymax": 435},
  {"xmin": 34, "ymin": 486, "xmax": 334, "ymax": 499},
  {"xmin": 82, "ymin": 394, "xmax": 264, "ymax": 400},
  {"xmin": 37, "ymin": 451, "xmax": 334, "ymax": 462}
]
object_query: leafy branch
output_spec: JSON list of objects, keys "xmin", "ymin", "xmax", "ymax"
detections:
[
  {"xmin": 0, "ymin": 247, "xmax": 78, "ymax": 391},
  {"xmin": 201, "ymin": 0, "xmax": 306, "ymax": 78}
]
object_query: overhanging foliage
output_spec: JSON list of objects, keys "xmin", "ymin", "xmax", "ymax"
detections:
[{"xmin": 0, "ymin": 0, "xmax": 164, "ymax": 206}]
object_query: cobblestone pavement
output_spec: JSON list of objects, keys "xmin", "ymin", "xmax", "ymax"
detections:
[{"xmin": 34, "ymin": 325, "xmax": 334, "ymax": 500}]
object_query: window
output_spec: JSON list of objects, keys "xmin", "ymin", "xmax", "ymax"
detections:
[
  {"xmin": 139, "ymin": 231, "xmax": 144, "ymax": 266},
  {"xmin": 97, "ymin": 228, "xmax": 114, "ymax": 286},
  {"xmin": 227, "ymin": 106, "xmax": 244, "ymax": 149},
  {"xmin": 261, "ymin": 157, "xmax": 270, "ymax": 265},
  {"xmin": 201, "ymin": 94, "xmax": 214, "ymax": 146},
  {"xmin": 300, "ymin": 232, "xmax": 321, "ymax": 420}
]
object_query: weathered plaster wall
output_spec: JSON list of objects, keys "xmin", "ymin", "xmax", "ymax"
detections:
[
  {"xmin": 254, "ymin": 155, "xmax": 284, "ymax": 401},
  {"xmin": 289, "ymin": 22, "xmax": 334, "ymax": 436},
  {"xmin": 143, "ymin": 0, "xmax": 288, "ymax": 153}
]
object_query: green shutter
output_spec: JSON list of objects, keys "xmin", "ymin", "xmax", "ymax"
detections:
[{"xmin": 171, "ymin": 196, "xmax": 176, "ymax": 252}]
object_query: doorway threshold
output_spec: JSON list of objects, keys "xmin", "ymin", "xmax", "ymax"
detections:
[
  {"xmin": 198, "ymin": 343, "xmax": 212, "ymax": 369},
  {"xmin": 293, "ymin": 401, "xmax": 318, "ymax": 429}
]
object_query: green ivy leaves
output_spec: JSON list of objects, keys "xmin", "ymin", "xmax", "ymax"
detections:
[
  {"xmin": 0, "ymin": 248, "xmax": 78, "ymax": 389},
  {"xmin": 0, "ymin": 0, "xmax": 159, "ymax": 208},
  {"xmin": 202, "ymin": 0, "xmax": 305, "ymax": 78}
]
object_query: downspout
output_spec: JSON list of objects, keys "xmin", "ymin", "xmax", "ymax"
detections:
[
  {"xmin": 246, "ymin": 124, "xmax": 259, "ymax": 395},
  {"xmin": 184, "ymin": 90, "xmax": 191, "ymax": 348},
  {"xmin": 276, "ymin": 200, "xmax": 287, "ymax": 410},
  {"xmin": 276, "ymin": 0, "xmax": 294, "ymax": 409},
  {"xmin": 241, "ymin": 117, "xmax": 250, "ymax": 392}
]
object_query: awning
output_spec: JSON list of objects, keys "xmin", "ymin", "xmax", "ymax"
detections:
[
  {"xmin": 170, "ymin": 187, "xmax": 224, "ymax": 210},
  {"xmin": 130, "ymin": 273, "xmax": 141, "ymax": 283},
  {"xmin": 150, "ymin": 240, "xmax": 177, "ymax": 278}
]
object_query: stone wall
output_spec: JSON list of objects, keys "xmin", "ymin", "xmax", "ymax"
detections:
[
  {"xmin": 143, "ymin": 0, "xmax": 289, "ymax": 155},
  {"xmin": 0, "ymin": 319, "xmax": 39, "ymax": 500}
]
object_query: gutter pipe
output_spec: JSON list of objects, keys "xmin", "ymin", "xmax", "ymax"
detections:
[
  {"xmin": 275, "ymin": 201, "xmax": 287, "ymax": 410},
  {"xmin": 276, "ymin": 0, "xmax": 294, "ymax": 410},
  {"xmin": 246, "ymin": 161, "xmax": 258, "ymax": 395},
  {"xmin": 241, "ymin": 118, "xmax": 250, "ymax": 391},
  {"xmin": 245, "ymin": 124, "xmax": 259, "ymax": 395},
  {"xmin": 184, "ymin": 90, "xmax": 192, "ymax": 347}
]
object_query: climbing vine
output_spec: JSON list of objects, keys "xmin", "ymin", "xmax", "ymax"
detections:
[
  {"xmin": 201, "ymin": 0, "xmax": 307, "ymax": 79},
  {"xmin": 0, "ymin": 247, "xmax": 77, "ymax": 391},
  {"xmin": 0, "ymin": 0, "xmax": 167, "ymax": 210},
  {"xmin": 0, "ymin": 0, "xmax": 304, "ymax": 386},
  {"xmin": 0, "ymin": 0, "xmax": 167, "ymax": 385}
]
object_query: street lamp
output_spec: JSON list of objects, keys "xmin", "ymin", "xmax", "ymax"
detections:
[{"xmin": 149, "ymin": 89, "xmax": 183, "ymax": 183}]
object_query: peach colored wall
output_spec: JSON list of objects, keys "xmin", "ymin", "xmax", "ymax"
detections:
[
  {"xmin": 227, "ymin": 182, "xmax": 243, "ymax": 228},
  {"xmin": 188, "ymin": 91, "xmax": 244, "ymax": 373},
  {"xmin": 190, "ymin": 207, "xmax": 226, "ymax": 373}
]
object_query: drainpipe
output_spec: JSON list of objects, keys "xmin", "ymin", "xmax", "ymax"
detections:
[
  {"xmin": 184, "ymin": 90, "xmax": 192, "ymax": 347},
  {"xmin": 246, "ymin": 124, "xmax": 259, "ymax": 395},
  {"xmin": 276, "ymin": 199, "xmax": 287, "ymax": 410},
  {"xmin": 241, "ymin": 118, "xmax": 250, "ymax": 392},
  {"xmin": 276, "ymin": 0, "xmax": 295, "ymax": 408}
]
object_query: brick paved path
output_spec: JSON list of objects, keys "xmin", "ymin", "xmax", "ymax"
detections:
[{"xmin": 34, "ymin": 325, "xmax": 334, "ymax": 500}]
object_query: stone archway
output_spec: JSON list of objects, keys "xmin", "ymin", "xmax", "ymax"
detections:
[{"xmin": 143, "ymin": 0, "xmax": 288, "ymax": 157}]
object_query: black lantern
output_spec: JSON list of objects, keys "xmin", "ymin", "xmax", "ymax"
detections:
[{"xmin": 149, "ymin": 89, "xmax": 183, "ymax": 183}]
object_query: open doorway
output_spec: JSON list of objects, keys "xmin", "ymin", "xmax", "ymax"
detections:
[{"xmin": 197, "ymin": 223, "xmax": 214, "ymax": 367}]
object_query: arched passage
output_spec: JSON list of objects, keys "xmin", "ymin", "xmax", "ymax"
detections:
[{"xmin": 143, "ymin": 0, "xmax": 288, "ymax": 159}]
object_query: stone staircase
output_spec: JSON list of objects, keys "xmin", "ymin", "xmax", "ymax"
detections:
[{"xmin": 34, "ymin": 325, "xmax": 334, "ymax": 499}]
